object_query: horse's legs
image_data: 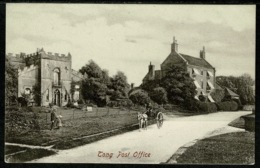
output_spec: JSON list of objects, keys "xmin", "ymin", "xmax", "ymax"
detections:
[{"xmin": 139, "ymin": 120, "xmax": 141, "ymax": 131}]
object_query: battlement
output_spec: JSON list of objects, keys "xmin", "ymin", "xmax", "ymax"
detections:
[
  {"xmin": 43, "ymin": 51, "xmax": 71, "ymax": 61},
  {"xmin": 26, "ymin": 52, "xmax": 38, "ymax": 58},
  {"xmin": 7, "ymin": 48, "xmax": 72, "ymax": 63},
  {"xmin": 18, "ymin": 64, "xmax": 38, "ymax": 76}
]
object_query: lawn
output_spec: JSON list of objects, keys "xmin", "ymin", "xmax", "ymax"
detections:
[
  {"xmin": 228, "ymin": 116, "xmax": 245, "ymax": 129},
  {"xmin": 5, "ymin": 108, "xmax": 140, "ymax": 148},
  {"xmin": 5, "ymin": 145, "xmax": 56, "ymax": 163},
  {"xmin": 176, "ymin": 131, "xmax": 255, "ymax": 164},
  {"xmin": 5, "ymin": 106, "xmax": 157, "ymax": 162}
]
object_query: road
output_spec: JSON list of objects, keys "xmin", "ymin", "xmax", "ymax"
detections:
[{"xmin": 30, "ymin": 111, "xmax": 249, "ymax": 164}]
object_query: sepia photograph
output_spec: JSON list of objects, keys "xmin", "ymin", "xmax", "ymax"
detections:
[{"xmin": 4, "ymin": 3, "xmax": 255, "ymax": 164}]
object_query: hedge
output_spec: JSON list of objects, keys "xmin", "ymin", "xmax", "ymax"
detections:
[
  {"xmin": 217, "ymin": 101, "xmax": 238, "ymax": 111},
  {"xmin": 197, "ymin": 102, "xmax": 218, "ymax": 113}
]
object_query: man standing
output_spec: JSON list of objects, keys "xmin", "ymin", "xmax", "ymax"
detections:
[{"xmin": 49, "ymin": 103, "xmax": 58, "ymax": 130}]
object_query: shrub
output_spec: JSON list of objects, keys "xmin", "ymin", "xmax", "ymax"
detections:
[
  {"xmin": 197, "ymin": 102, "xmax": 218, "ymax": 113},
  {"xmin": 217, "ymin": 101, "xmax": 238, "ymax": 111},
  {"xmin": 198, "ymin": 95, "xmax": 206, "ymax": 102},
  {"xmin": 163, "ymin": 104, "xmax": 172, "ymax": 111},
  {"xmin": 77, "ymin": 99, "xmax": 84, "ymax": 104},
  {"xmin": 129, "ymin": 89, "xmax": 151, "ymax": 106}
]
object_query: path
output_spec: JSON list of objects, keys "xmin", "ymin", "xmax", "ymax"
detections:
[{"xmin": 30, "ymin": 111, "xmax": 249, "ymax": 164}]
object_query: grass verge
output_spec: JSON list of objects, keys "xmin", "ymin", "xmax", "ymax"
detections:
[
  {"xmin": 228, "ymin": 117, "xmax": 245, "ymax": 129},
  {"xmin": 5, "ymin": 147, "xmax": 56, "ymax": 163},
  {"xmin": 176, "ymin": 132, "xmax": 255, "ymax": 164}
]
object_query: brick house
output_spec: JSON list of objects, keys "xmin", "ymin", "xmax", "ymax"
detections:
[
  {"xmin": 6, "ymin": 48, "xmax": 84, "ymax": 106},
  {"xmin": 142, "ymin": 37, "xmax": 216, "ymax": 102}
]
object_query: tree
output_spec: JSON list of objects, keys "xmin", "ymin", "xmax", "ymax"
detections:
[
  {"xmin": 161, "ymin": 65, "xmax": 196, "ymax": 106},
  {"xmin": 81, "ymin": 78, "xmax": 108, "ymax": 107},
  {"xmin": 79, "ymin": 60, "xmax": 111, "ymax": 106},
  {"xmin": 216, "ymin": 74, "xmax": 255, "ymax": 105},
  {"xmin": 109, "ymin": 71, "xmax": 130, "ymax": 100},
  {"xmin": 5, "ymin": 57, "xmax": 18, "ymax": 106},
  {"xmin": 32, "ymin": 83, "xmax": 41, "ymax": 106},
  {"xmin": 149, "ymin": 87, "xmax": 168, "ymax": 105},
  {"xmin": 236, "ymin": 74, "xmax": 255, "ymax": 105},
  {"xmin": 129, "ymin": 89, "xmax": 151, "ymax": 106},
  {"xmin": 141, "ymin": 79, "xmax": 160, "ymax": 93},
  {"xmin": 79, "ymin": 60, "xmax": 103, "ymax": 78}
]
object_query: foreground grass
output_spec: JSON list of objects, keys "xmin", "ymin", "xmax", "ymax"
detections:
[
  {"xmin": 6, "ymin": 113, "xmax": 140, "ymax": 148},
  {"xmin": 228, "ymin": 117, "xmax": 245, "ymax": 129},
  {"xmin": 176, "ymin": 132, "xmax": 255, "ymax": 164},
  {"xmin": 5, "ymin": 146, "xmax": 56, "ymax": 163}
]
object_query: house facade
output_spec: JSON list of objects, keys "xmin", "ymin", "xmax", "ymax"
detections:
[
  {"xmin": 6, "ymin": 48, "xmax": 84, "ymax": 106},
  {"xmin": 142, "ymin": 37, "xmax": 216, "ymax": 102}
]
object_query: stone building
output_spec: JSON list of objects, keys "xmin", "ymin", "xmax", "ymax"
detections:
[
  {"xmin": 142, "ymin": 37, "xmax": 216, "ymax": 102},
  {"xmin": 6, "ymin": 48, "xmax": 84, "ymax": 106}
]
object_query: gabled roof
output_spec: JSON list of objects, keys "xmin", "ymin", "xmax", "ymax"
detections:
[
  {"xmin": 215, "ymin": 83, "xmax": 224, "ymax": 90},
  {"xmin": 179, "ymin": 53, "xmax": 214, "ymax": 69},
  {"xmin": 225, "ymin": 88, "xmax": 239, "ymax": 97}
]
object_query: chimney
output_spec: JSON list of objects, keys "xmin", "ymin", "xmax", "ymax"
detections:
[
  {"xmin": 200, "ymin": 46, "xmax": 205, "ymax": 59},
  {"xmin": 148, "ymin": 62, "xmax": 155, "ymax": 80},
  {"xmin": 131, "ymin": 83, "xmax": 135, "ymax": 89},
  {"xmin": 171, "ymin": 36, "xmax": 178, "ymax": 53}
]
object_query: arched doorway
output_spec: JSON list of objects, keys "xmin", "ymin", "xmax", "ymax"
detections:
[{"xmin": 53, "ymin": 89, "xmax": 61, "ymax": 106}]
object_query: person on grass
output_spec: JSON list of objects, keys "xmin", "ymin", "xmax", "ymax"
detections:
[{"xmin": 49, "ymin": 103, "xmax": 58, "ymax": 130}]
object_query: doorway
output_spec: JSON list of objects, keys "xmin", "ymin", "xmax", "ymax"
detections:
[{"xmin": 53, "ymin": 89, "xmax": 61, "ymax": 106}]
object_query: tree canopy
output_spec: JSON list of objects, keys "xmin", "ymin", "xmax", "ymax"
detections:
[
  {"xmin": 216, "ymin": 74, "xmax": 255, "ymax": 105},
  {"xmin": 5, "ymin": 57, "xmax": 18, "ymax": 106},
  {"xmin": 79, "ymin": 60, "xmax": 130, "ymax": 106},
  {"xmin": 161, "ymin": 65, "xmax": 196, "ymax": 105}
]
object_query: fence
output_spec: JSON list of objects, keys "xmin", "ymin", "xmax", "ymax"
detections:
[{"xmin": 39, "ymin": 107, "xmax": 139, "ymax": 124}]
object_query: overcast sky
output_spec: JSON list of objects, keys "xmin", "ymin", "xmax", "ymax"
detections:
[{"xmin": 6, "ymin": 4, "xmax": 255, "ymax": 86}]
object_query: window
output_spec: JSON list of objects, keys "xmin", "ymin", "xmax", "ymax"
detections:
[
  {"xmin": 46, "ymin": 89, "xmax": 49, "ymax": 102},
  {"xmin": 201, "ymin": 70, "xmax": 203, "ymax": 76},
  {"xmin": 53, "ymin": 68, "xmax": 60, "ymax": 85},
  {"xmin": 201, "ymin": 80, "xmax": 204, "ymax": 89},
  {"xmin": 64, "ymin": 91, "xmax": 68, "ymax": 102}
]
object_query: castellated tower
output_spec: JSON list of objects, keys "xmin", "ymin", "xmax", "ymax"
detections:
[{"xmin": 8, "ymin": 48, "xmax": 75, "ymax": 107}]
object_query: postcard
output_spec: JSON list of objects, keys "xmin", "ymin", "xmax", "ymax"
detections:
[{"xmin": 5, "ymin": 4, "xmax": 255, "ymax": 164}]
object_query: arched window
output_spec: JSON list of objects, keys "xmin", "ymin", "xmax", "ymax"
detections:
[
  {"xmin": 53, "ymin": 68, "xmax": 60, "ymax": 85},
  {"xmin": 46, "ymin": 89, "xmax": 49, "ymax": 102}
]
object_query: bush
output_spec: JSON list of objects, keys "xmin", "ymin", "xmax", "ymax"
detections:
[
  {"xmin": 77, "ymin": 99, "xmax": 84, "ymax": 104},
  {"xmin": 197, "ymin": 102, "xmax": 218, "ymax": 113},
  {"xmin": 217, "ymin": 101, "xmax": 238, "ymax": 111},
  {"xmin": 187, "ymin": 100, "xmax": 217, "ymax": 113},
  {"xmin": 129, "ymin": 89, "xmax": 151, "ymax": 106},
  {"xmin": 198, "ymin": 95, "xmax": 206, "ymax": 102},
  {"xmin": 163, "ymin": 104, "xmax": 172, "ymax": 111}
]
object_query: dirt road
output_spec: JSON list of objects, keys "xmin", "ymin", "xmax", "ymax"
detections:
[{"xmin": 30, "ymin": 111, "xmax": 249, "ymax": 164}]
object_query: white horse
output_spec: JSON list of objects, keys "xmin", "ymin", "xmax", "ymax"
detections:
[{"xmin": 137, "ymin": 112, "xmax": 148, "ymax": 131}]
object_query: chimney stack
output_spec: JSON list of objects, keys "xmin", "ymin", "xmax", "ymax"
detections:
[
  {"xmin": 148, "ymin": 62, "xmax": 155, "ymax": 80},
  {"xmin": 171, "ymin": 36, "xmax": 178, "ymax": 53},
  {"xmin": 200, "ymin": 46, "xmax": 206, "ymax": 59},
  {"xmin": 131, "ymin": 83, "xmax": 135, "ymax": 90}
]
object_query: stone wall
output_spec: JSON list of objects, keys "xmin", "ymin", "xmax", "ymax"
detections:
[{"xmin": 40, "ymin": 56, "xmax": 72, "ymax": 107}]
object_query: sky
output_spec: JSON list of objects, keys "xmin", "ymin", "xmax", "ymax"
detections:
[{"xmin": 6, "ymin": 4, "xmax": 255, "ymax": 86}]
